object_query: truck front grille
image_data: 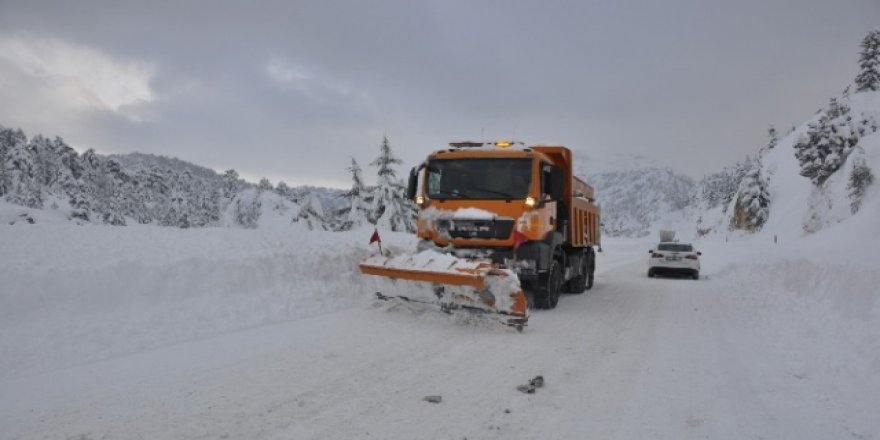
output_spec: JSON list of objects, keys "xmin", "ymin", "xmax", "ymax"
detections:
[{"xmin": 443, "ymin": 219, "xmax": 515, "ymax": 239}]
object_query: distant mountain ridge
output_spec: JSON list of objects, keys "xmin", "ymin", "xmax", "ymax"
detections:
[
  {"xmin": 0, "ymin": 132, "xmax": 346, "ymax": 228},
  {"xmin": 570, "ymin": 97, "xmax": 878, "ymax": 241},
  {"xmin": 3, "ymin": 113, "xmax": 877, "ymax": 239},
  {"xmin": 110, "ymin": 152, "xmax": 346, "ymax": 206},
  {"xmin": 578, "ymin": 166, "xmax": 694, "ymax": 237},
  {"xmin": 576, "ymin": 91, "xmax": 879, "ymax": 241},
  {"xmin": 0, "ymin": 128, "xmax": 416, "ymax": 231}
]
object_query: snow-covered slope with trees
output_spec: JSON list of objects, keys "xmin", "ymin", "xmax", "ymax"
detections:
[
  {"xmin": 579, "ymin": 167, "xmax": 694, "ymax": 237},
  {"xmin": 692, "ymin": 30, "xmax": 880, "ymax": 241},
  {"xmin": 737, "ymin": 95, "xmax": 874, "ymax": 241},
  {"xmin": 0, "ymin": 128, "xmax": 414, "ymax": 232}
]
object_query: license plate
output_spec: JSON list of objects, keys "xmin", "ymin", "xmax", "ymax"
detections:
[{"xmin": 665, "ymin": 256, "xmax": 680, "ymax": 261}]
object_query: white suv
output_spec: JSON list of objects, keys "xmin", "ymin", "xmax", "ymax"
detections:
[{"xmin": 648, "ymin": 242, "xmax": 701, "ymax": 280}]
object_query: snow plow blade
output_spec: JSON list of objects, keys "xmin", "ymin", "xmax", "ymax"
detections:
[{"xmin": 359, "ymin": 250, "xmax": 529, "ymax": 330}]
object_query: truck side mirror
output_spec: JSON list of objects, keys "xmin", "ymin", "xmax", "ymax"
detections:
[{"xmin": 406, "ymin": 166, "xmax": 418, "ymax": 200}]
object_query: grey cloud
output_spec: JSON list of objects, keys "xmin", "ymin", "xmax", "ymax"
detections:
[{"xmin": 1, "ymin": 0, "xmax": 878, "ymax": 186}]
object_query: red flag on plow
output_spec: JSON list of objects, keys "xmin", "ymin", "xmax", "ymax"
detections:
[{"xmin": 369, "ymin": 228, "xmax": 381, "ymax": 244}]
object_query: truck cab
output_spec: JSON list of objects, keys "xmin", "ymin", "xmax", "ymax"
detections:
[{"xmin": 406, "ymin": 141, "xmax": 600, "ymax": 309}]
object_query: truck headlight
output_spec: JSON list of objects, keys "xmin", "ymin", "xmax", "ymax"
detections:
[
  {"xmin": 516, "ymin": 211, "xmax": 540, "ymax": 233},
  {"xmin": 524, "ymin": 196, "xmax": 537, "ymax": 208}
]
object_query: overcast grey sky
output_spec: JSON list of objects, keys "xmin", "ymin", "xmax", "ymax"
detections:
[{"xmin": 1, "ymin": 0, "xmax": 877, "ymax": 187}]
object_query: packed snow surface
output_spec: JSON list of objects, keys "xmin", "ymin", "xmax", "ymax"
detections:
[{"xmin": 1, "ymin": 208, "xmax": 879, "ymax": 439}]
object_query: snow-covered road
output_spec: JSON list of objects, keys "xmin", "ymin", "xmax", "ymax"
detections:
[{"xmin": 2, "ymin": 232, "xmax": 877, "ymax": 440}]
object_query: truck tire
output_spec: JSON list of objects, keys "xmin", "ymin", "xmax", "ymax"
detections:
[
  {"xmin": 586, "ymin": 256, "xmax": 594, "ymax": 290},
  {"xmin": 566, "ymin": 247, "xmax": 595, "ymax": 293},
  {"xmin": 564, "ymin": 250, "xmax": 588, "ymax": 294},
  {"xmin": 532, "ymin": 260, "xmax": 562, "ymax": 309}
]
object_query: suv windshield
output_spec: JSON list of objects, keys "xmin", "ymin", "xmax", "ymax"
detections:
[
  {"xmin": 426, "ymin": 158, "xmax": 532, "ymax": 200},
  {"xmin": 658, "ymin": 243, "xmax": 694, "ymax": 252}
]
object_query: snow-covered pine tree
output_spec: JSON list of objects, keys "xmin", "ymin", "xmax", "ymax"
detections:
[
  {"xmin": 368, "ymin": 136, "xmax": 416, "ymax": 232},
  {"xmin": 793, "ymin": 98, "xmax": 866, "ymax": 185},
  {"xmin": 77, "ymin": 148, "xmax": 101, "ymax": 195},
  {"xmin": 184, "ymin": 169, "xmax": 214, "ymax": 227},
  {"xmin": 730, "ymin": 164, "xmax": 770, "ymax": 231},
  {"xmin": 30, "ymin": 135, "xmax": 56, "ymax": 190},
  {"xmin": 232, "ymin": 189, "xmax": 262, "ymax": 228},
  {"xmin": 137, "ymin": 165, "xmax": 170, "ymax": 223},
  {"xmin": 293, "ymin": 190, "xmax": 328, "ymax": 230},
  {"xmin": 3, "ymin": 128, "xmax": 43, "ymax": 208},
  {"xmin": 160, "ymin": 169, "xmax": 196, "ymax": 227},
  {"xmin": 847, "ymin": 148, "xmax": 874, "ymax": 214},
  {"xmin": 97, "ymin": 158, "xmax": 128, "ymax": 226},
  {"xmin": 71, "ymin": 151, "xmax": 124, "ymax": 224},
  {"xmin": 855, "ymin": 29, "xmax": 880, "ymax": 93},
  {"xmin": 222, "ymin": 169, "xmax": 243, "ymax": 200},
  {"xmin": 0, "ymin": 128, "xmax": 11, "ymax": 197},
  {"xmin": 162, "ymin": 187, "xmax": 188, "ymax": 228},
  {"xmin": 697, "ymin": 156, "xmax": 753, "ymax": 211},
  {"xmin": 195, "ymin": 184, "xmax": 222, "ymax": 227},
  {"xmin": 52, "ymin": 137, "xmax": 82, "ymax": 199},
  {"xmin": 767, "ymin": 126, "xmax": 778, "ymax": 150},
  {"xmin": 258, "ymin": 177, "xmax": 272, "ymax": 192},
  {"xmin": 794, "ymin": 121, "xmax": 826, "ymax": 183},
  {"xmin": 275, "ymin": 181, "xmax": 295, "ymax": 202},
  {"xmin": 335, "ymin": 157, "xmax": 371, "ymax": 231},
  {"xmin": 68, "ymin": 182, "xmax": 92, "ymax": 221}
]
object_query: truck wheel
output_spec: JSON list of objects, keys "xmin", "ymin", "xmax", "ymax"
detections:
[
  {"xmin": 585, "ymin": 261, "xmax": 594, "ymax": 290},
  {"xmin": 533, "ymin": 260, "xmax": 562, "ymax": 309},
  {"xmin": 585, "ymin": 248, "xmax": 595, "ymax": 290},
  {"xmin": 565, "ymin": 250, "xmax": 588, "ymax": 294}
]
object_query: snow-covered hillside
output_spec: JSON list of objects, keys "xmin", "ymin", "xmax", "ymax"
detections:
[
  {"xmin": 576, "ymin": 91, "xmax": 879, "ymax": 242},
  {"xmin": 698, "ymin": 91, "xmax": 880, "ymax": 242},
  {"xmin": 579, "ymin": 167, "xmax": 694, "ymax": 237}
]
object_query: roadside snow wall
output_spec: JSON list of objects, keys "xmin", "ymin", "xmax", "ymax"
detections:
[{"xmin": 0, "ymin": 221, "xmax": 413, "ymax": 379}]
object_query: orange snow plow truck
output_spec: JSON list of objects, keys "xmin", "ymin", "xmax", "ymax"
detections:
[{"xmin": 359, "ymin": 141, "xmax": 601, "ymax": 330}]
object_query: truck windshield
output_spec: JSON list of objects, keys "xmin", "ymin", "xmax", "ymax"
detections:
[{"xmin": 426, "ymin": 158, "xmax": 532, "ymax": 200}]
